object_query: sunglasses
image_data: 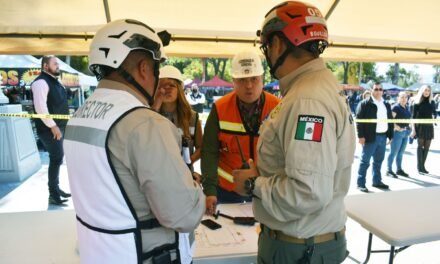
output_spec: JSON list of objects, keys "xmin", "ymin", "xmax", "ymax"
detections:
[{"xmin": 373, "ymin": 88, "xmax": 383, "ymax": 91}]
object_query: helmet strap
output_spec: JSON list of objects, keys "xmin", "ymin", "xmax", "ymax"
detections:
[
  {"xmin": 268, "ymin": 48, "xmax": 290, "ymax": 79},
  {"xmin": 152, "ymin": 60, "xmax": 160, "ymax": 103},
  {"xmin": 118, "ymin": 68, "xmax": 155, "ymax": 105}
]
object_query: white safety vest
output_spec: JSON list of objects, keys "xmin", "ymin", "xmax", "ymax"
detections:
[{"xmin": 64, "ymin": 89, "xmax": 179, "ymax": 264}]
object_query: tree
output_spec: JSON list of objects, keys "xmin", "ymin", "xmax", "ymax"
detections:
[
  {"xmin": 207, "ymin": 58, "xmax": 229, "ymax": 80},
  {"xmin": 181, "ymin": 58, "xmax": 203, "ymax": 81},
  {"xmin": 326, "ymin": 61, "xmax": 377, "ymax": 84},
  {"xmin": 165, "ymin": 57, "xmax": 193, "ymax": 73},
  {"xmin": 386, "ymin": 64, "xmax": 420, "ymax": 87}
]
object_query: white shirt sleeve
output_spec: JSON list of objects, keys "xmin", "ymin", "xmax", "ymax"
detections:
[{"xmin": 31, "ymin": 79, "xmax": 57, "ymax": 128}]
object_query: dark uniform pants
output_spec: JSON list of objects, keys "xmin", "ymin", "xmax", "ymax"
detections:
[
  {"xmin": 258, "ymin": 225, "xmax": 348, "ymax": 264},
  {"xmin": 38, "ymin": 127, "xmax": 65, "ymax": 197}
]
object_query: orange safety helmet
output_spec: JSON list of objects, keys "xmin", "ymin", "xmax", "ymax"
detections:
[{"xmin": 258, "ymin": 1, "xmax": 328, "ymax": 46}]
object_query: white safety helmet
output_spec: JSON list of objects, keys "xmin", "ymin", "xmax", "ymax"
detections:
[
  {"xmin": 89, "ymin": 19, "xmax": 167, "ymax": 80},
  {"xmin": 159, "ymin": 65, "xmax": 183, "ymax": 84},
  {"xmin": 231, "ymin": 50, "xmax": 264, "ymax": 79}
]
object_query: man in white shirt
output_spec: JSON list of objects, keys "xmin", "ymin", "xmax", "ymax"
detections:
[
  {"xmin": 355, "ymin": 82, "xmax": 394, "ymax": 192},
  {"xmin": 31, "ymin": 56, "xmax": 71, "ymax": 205},
  {"xmin": 187, "ymin": 83, "xmax": 205, "ymax": 113}
]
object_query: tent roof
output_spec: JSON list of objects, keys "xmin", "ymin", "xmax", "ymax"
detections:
[
  {"xmin": 406, "ymin": 83, "xmax": 440, "ymax": 93},
  {"xmin": 0, "ymin": 55, "xmax": 40, "ymax": 68},
  {"xmin": 381, "ymin": 83, "xmax": 404, "ymax": 91},
  {"xmin": 1, "ymin": 0, "xmax": 440, "ymax": 64},
  {"xmin": 200, "ymin": 76, "xmax": 233, "ymax": 88}
]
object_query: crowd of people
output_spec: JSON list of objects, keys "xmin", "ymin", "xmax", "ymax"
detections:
[
  {"xmin": 23, "ymin": 1, "xmax": 439, "ymax": 264},
  {"xmin": 353, "ymin": 83, "xmax": 437, "ymax": 192}
]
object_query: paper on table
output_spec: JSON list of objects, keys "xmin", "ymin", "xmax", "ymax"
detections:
[
  {"xmin": 217, "ymin": 202, "xmax": 253, "ymax": 217},
  {"xmin": 195, "ymin": 225, "xmax": 246, "ymax": 248}
]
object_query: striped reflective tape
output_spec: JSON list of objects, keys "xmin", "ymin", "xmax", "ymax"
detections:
[
  {"xmin": 0, "ymin": 113, "xmax": 71, "ymax": 119},
  {"xmin": 217, "ymin": 167, "xmax": 234, "ymax": 183},
  {"xmin": 219, "ymin": 121, "xmax": 246, "ymax": 133},
  {"xmin": 355, "ymin": 119, "xmax": 439, "ymax": 124}
]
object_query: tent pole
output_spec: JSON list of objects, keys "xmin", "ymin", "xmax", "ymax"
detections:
[
  {"xmin": 103, "ymin": 0, "xmax": 111, "ymax": 22},
  {"xmin": 325, "ymin": 0, "xmax": 340, "ymax": 20}
]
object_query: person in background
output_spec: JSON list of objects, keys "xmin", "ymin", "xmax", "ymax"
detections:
[
  {"xmin": 153, "ymin": 65, "xmax": 203, "ymax": 179},
  {"xmin": 362, "ymin": 89, "xmax": 371, "ymax": 100},
  {"xmin": 63, "ymin": 19, "xmax": 204, "ymax": 264},
  {"xmin": 201, "ymin": 50, "xmax": 280, "ymax": 215},
  {"xmin": 31, "ymin": 55, "xmax": 71, "ymax": 206},
  {"xmin": 187, "ymin": 83, "xmax": 205, "ymax": 113},
  {"xmin": 232, "ymin": 2, "xmax": 354, "ymax": 262},
  {"xmin": 355, "ymin": 82, "xmax": 393, "ymax": 192},
  {"xmin": 386, "ymin": 91, "xmax": 411, "ymax": 178},
  {"xmin": 434, "ymin": 93, "xmax": 440, "ymax": 117},
  {"xmin": 411, "ymin": 85, "xmax": 436, "ymax": 174}
]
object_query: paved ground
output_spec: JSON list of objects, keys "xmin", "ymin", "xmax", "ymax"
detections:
[{"xmin": 1, "ymin": 124, "xmax": 439, "ymax": 263}]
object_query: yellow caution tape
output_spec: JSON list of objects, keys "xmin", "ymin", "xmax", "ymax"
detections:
[
  {"xmin": 0, "ymin": 113, "xmax": 71, "ymax": 119},
  {"xmin": 355, "ymin": 119, "xmax": 439, "ymax": 124},
  {"xmin": 0, "ymin": 113, "xmax": 438, "ymax": 124}
]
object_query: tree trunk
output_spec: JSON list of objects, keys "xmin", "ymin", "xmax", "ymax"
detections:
[
  {"xmin": 393, "ymin": 63, "xmax": 399, "ymax": 85},
  {"xmin": 342, "ymin": 62, "xmax": 349, "ymax": 84},
  {"xmin": 219, "ymin": 59, "xmax": 227, "ymax": 79},
  {"xmin": 202, "ymin": 58, "xmax": 208, "ymax": 82}
]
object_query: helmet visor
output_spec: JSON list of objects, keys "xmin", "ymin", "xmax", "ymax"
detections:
[{"xmin": 123, "ymin": 33, "xmax": 163, "ymax": 61}]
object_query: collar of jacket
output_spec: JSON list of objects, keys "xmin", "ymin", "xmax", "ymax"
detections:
[
  {"xmin": 41, "ymin": 70, "xmax": 59, "ymax": 80},
  {"xmin": 96, "ymin": 79, "xmax": 150, "ymax": 106},
  {"xmin": 279, "ymin": 58, "xmax": 326, "ymax": 97}
]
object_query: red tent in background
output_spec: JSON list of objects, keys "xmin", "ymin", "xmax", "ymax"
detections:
[{"xmin": 200, "ymin": 75, "xmax": 233, "ymax": 88}]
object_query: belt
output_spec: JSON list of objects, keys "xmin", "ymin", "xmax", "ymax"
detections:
[
  {"xmin": 394, "ymin": 127, "xmax": 409, "ymax": 132},
  {"xmin": 263, "ymin": 225, "xmax": 345, "ymax": 245},
  {"xmin": 376, "ymin": 132, "xmax": 387, "ymax": 135}
]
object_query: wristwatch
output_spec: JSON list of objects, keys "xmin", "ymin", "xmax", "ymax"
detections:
[{"xmin": 244, "ymin": 177, "xmax": 258, "ymax": 196}]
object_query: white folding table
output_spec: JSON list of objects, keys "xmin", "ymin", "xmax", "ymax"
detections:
[
  {"xmin": 0, "ymin": 203, "xmax": 257, "ymax": 264},
  {"xmin": 345, "ymin": 187, "xmax": 440, "ymax": 264}
]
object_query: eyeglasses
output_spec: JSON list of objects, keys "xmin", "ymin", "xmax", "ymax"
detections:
[
  {"xmin": 373, "ymin": 88, "xmax": 383, "ymax": 91},
  {"xmin": 260, "ymin": 44, "xmax": 268, "ymax": 57}
]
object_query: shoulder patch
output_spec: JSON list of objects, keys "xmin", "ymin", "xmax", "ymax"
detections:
[{"xmin": 295, "ymin": 115, "xmax": 324, "ymax": 142}]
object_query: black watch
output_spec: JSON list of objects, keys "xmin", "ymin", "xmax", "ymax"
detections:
[{"xmin": 244, "ymin": 177, "xmax": 257, "ymax": 196}]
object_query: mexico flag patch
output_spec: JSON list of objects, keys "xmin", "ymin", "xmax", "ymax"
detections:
[{"xmin": 295, "ymin": 115, "xmax": 324, "ymax": 142}]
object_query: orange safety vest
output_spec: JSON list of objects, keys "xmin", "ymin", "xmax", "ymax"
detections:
[{"xmin": 216, "ymin": 91, "xmax": 280, "ymax": 192}]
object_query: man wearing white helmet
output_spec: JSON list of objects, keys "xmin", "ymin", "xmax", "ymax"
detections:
[
  {"xmin": 201, "ymin": 50, "xmax": 279, "ymax": 215},
  {"xmin": 63, "ymin": 19, "xmax": 205, "ymax": 264}
]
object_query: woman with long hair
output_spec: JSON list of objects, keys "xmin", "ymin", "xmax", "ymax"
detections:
[
  {"xmin": 411, "ymin": 85, "xmax": 436, "ymax": 174},
  {"xmin": 153, "ymin": 65, "xmax": 203, "ymax": 175}
]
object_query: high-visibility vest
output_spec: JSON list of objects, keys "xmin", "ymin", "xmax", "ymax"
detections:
[
  {"xmin": 64, "ymin": 88, "xmax": 179, "ymax": 264},
  {"xmin": 215, "ymin": 91, "xmax": 280, "ymax": 191}
]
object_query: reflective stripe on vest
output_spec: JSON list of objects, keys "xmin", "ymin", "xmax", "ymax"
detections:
[
  {"xmin": 218, "ymin": 167, "xmax": 234, "ymax": 183},
  {"xmin": 219, "ymin": 120, "xmax": 246, "ymax": 133}
]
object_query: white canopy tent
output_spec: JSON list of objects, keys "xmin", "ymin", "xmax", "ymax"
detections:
[{"xmin": 1, "ymin": 0, "xmax": 440, "ymax": 64}]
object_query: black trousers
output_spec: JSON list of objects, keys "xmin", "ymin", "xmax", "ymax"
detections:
[{"xmin": 38, "ymin": 127, "xmax": 65, "ymax": 198}]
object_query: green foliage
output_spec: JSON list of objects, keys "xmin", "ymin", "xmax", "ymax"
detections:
[
  {"xmin": 181, "ymin": 58, "xmax": 203, "ymax": 81},
  {"xmin": 165, "ymin": 57, "xmax": 193, "ymax": 73},
  {"xmin": 325, "ymin": 61, "xmax": 377, "ymax": 84},
  {"xmin": 386, "ymin": 64, "xmax": 420, "ymax": 87}
]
